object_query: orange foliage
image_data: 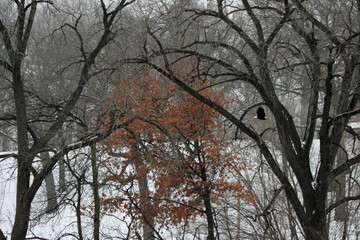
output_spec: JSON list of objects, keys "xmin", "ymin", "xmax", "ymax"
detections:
[{"xmin": 99, "ymin": 58, "xmax": 257, "ymax": 229}]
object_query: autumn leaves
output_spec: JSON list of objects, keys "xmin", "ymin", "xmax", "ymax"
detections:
[{"xmin": 98, "ymin": 60, "xmax": 257, "ymax": 234}]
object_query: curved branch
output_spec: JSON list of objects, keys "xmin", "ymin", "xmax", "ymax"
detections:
[
  {"xmin": 257, "ymin": 185, "xmax": 285, "ymax": 217},
  {"xmin": 330, "ymin": 108, "xmax": 360, "ymax": 124},
  {"xmin": 0, "ymin": 60, "xmax": 13, "ymax": 72},
  {"xmin": 0, "ymin": 19, "xmax": 15, "ymax": 62},
  {"xmin": 326, "ymin": 195, "xmax": 360, "ymax": 214},
  {"xmin": 155, "ymin": 198, "xmax": 205, "ymax": 213},
  {"xmin": 265, "ymin": 1, "xmax": 294, "ymax": 47},
  {"xmin": 145, "ymin": 16, "xmax": 323, "ymax": 235},
  {"xmin": 189, "ymin": 8, "xmax": 259, "ymax": 53},
  {"xmin": 22, "ymin": 0, "xmax": 39, "ymax": 54},
  {"xmin": 27, "ymin": 116, "xmax": 137, "ymax": 205},
  {"xmin": 24, "ymin": 0, "xmax": 53, "ymax": 12},
  {"xmin": 162, "ymin": 48, "xmax": 254, "ymax": 83},
  {"xmin": 0, "ymin": 229, "xmax": 6, "ymax": 240},
  {"xmin": 241, "ymin": 0, "xmax": 264, "ymax": 44},
  {"xmin": 29, "ymin": 0, "xmax": 132, "ymax": 154},
  {"xmin": 191, "ymin": 40, "xmax": 257, "ymax": 79},
  {"xmin": 292, "ymin": 0, "xmax": 342, "ymax": 46},
  {"xmin": 330, "ymin": 154, "xmax": 360, "ymax": 179}
]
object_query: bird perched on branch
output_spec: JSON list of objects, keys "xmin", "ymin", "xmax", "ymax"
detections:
[{"xmin": 255, "ymin": 107, "xmax": 268, "ymax": 120}]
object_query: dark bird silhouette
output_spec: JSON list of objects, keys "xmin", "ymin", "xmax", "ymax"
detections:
[{"xmin": 256, "ymin": 107, "xmax": 267, "ymax": 120}]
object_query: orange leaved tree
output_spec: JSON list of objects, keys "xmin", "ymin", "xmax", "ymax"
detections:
[{"xmin": 100, "ymin": 61, "xmax": 256, "ymax": 239}]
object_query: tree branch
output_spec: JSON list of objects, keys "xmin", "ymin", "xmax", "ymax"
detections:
[
  {"xmin": 241, "ymin": 0, "xmax": 264, "ymax": 44},
  {"xmin": 144, "ymin": 37, "xmax": 312, "ymax": 233},
  {"xmin": 265, "ymin": 0, "xmax": 294, "ymax": 47},
  {"xmin": 330, "ymin": 108, "xmax": 360, "ymax": 124},
  {"xmin": 29, "ymin": 0, "xmax": 132, "ymax": 154},
  {"xmin": 191, "ymin": 40, "xmax": 257, "ymax": 79},
  {"xmin": 0, "ymin": 60, "xmax": 13, "ymax": 72},
  {"xmin": 24, "ymin": 0, "xmax": 53, "ymax": 12},
  {"xmin": 21, "ymin": 0, "xmax": 39, "ymax": 54},
  {"xmin": 0, "ymin": 19, "xmax": 14, "ymax": 62},
  {"xmin": 188, "ymin": 8, "xmax": 259, "ymax": 53},
  {"xmin": 27, "ymin": 116, "xmax": 137, "ymax": 204},
  {"xmin": 330, "ymin": 154, "xmax": 360, "ymax": 179},
  {"xmin": 326, "ymin": 195, "xmax": 360, "ymax": 214},
  {"xmin": 292, "ymin": 0, "xmax": 342, "ymax": 47},
  {"xmin": 258, "ymin": 185, "xmax": 285, "ymax": 216},
  {"xmin": 0, "ymin": 228, "xmax": 6, "ymax": 240}
]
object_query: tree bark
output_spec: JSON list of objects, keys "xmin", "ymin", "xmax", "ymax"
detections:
[
  {"xmin": 0, "ymin": 1, "xmax": 135, "ymax": 238},
  {"xmin": 136, "ymin": 162, "xmax": 154, "ymax": 240},
  {"xmin": 58, "ymin": 156, "xmax": 66, "ymax": 191},
  {"xmin": 202, "ymin": 187, "xmax": 215, "ymax": 240},
  {"xmin": 40, "ymin": 152, "xmax": 58, "ymax": 213},
  {"xmin": 0, "ymin": 229, "xmax": 6, "ymax": 240},
  {"xmin": 11, "ymin": 51, "xmax": 31, "ymax": 240},
  {"xmin": 91, "ymin": 143, "xmax": 100, "ymax": 240},
  {"xmin": 76, "ymin": 175, "xmax": 84, "ymax": 240},
  {"xmin": 58, "ymin": 128, "xmax": 67, "ymax": 191}
]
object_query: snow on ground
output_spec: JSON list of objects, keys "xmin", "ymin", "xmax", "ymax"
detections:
[
  {"xmin": 1, "ymin": 136, "xmax": 359, "ymax": 239},
  {"xmin": 0, "ymin": 153, "xmax": 17, "ymax": 237}
]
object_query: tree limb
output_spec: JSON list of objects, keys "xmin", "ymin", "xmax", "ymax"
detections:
[
  {"xmin": 27, "ymin": 116, "xmax": 137, "ymax": 204},
  {"xmin": 24, "ymin": 0, "xmax": 53, "ymax": 12},
  {"xmin": 0, "ymin": 228, "xmax": 6, "ymax": 240},
  {"xmin": 330, "ymin": 154, "xmax": 360, "ymax": 179},
  {"xmin": 241, "ymin": 0, "xmax": 264, "ymax": 44},
  {"xmin": 326, "ymin": 195, "xmax": 360, "ymax": 214},
  {"xmin": 258, "ymin": 185, "xmax": 285, "ymax": 216},
  {"xmin": 292, "ymin": 0, "xmax": 342, "ymax": 47},
  {"xmin": 0, "ymin": 19, "xmax": 14, "ymax": 62},
  {"xmin": 330, "ymin": 108, "xmax": 360, "ymax": 124},
  {"xmin": 145, "ymin": 52, "xmax": 311, "ymax": 236},
  {"xmin": 0, "ymin": 60, "xmax": 13, "ymax": 72},
  {"xmin": 188, "ymin": 8, "xmax": 259, "ymax": 53}
]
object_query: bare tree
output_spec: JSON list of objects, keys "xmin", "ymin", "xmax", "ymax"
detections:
[
  {"xmin": 0, "ymin": 0, "xmax": 135, "ymax": 239},
  {"xmin": 140, "ymin": 0, "xmax": 360, "ymax": 239}
]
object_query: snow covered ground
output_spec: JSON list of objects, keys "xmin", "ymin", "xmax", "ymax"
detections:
[
  {"xmin": 1, "ymin": 141, "xmax": 359, "ymax": 239},
  {"xmin": 0, "ymin": 153, "xmax": 17, "ymax": 238}
]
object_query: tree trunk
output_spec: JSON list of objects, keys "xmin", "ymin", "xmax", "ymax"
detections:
[
  {"xmin": 199, "ymin": 161, "xmax": 215, "ymax": 240},
  {"xmin": 236, "ymin": 197, "xmax": 241, "ymax": 239},
  {"xmin": 76, "ymin": 176, "xmax": 84, "ymax": 240},
  {"xmin": 58, "ymin": 156, "xmax": 66, "ymax": 191},
  {"xmin": 202, "ymin": 187, "xmax": 215, "ymax": 240},
  {"xmin": 135, "ymin": 159, "xmax": 154, "ymax": 240},
  {"xmin": 334, "ymin": 137, "xmax": 348, "ymax": 222},
  {"xmin": 0, "ymin": 229, "xmax": 6, "ymax": 240},
  {"xmin": 58, "ymin": 128, "xmax": 67, "ymax": 191},
  {"xmin": 1, "ymin": 1, "xmax": 134, "ymax": 239},
  {"xmin": 40, "ymin": 152, "xmax": 58, "ymax": 213},
  {"xmin": 11, "ymin": 198, "xmax": 31, "ymax": 240},
  {"xmin": 11, "ymin": 63, "xmax": 31, "ymax": 240},
  {"xmin": 91, "ymin": 144, "xmax": 100, "ymax": 240}
]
